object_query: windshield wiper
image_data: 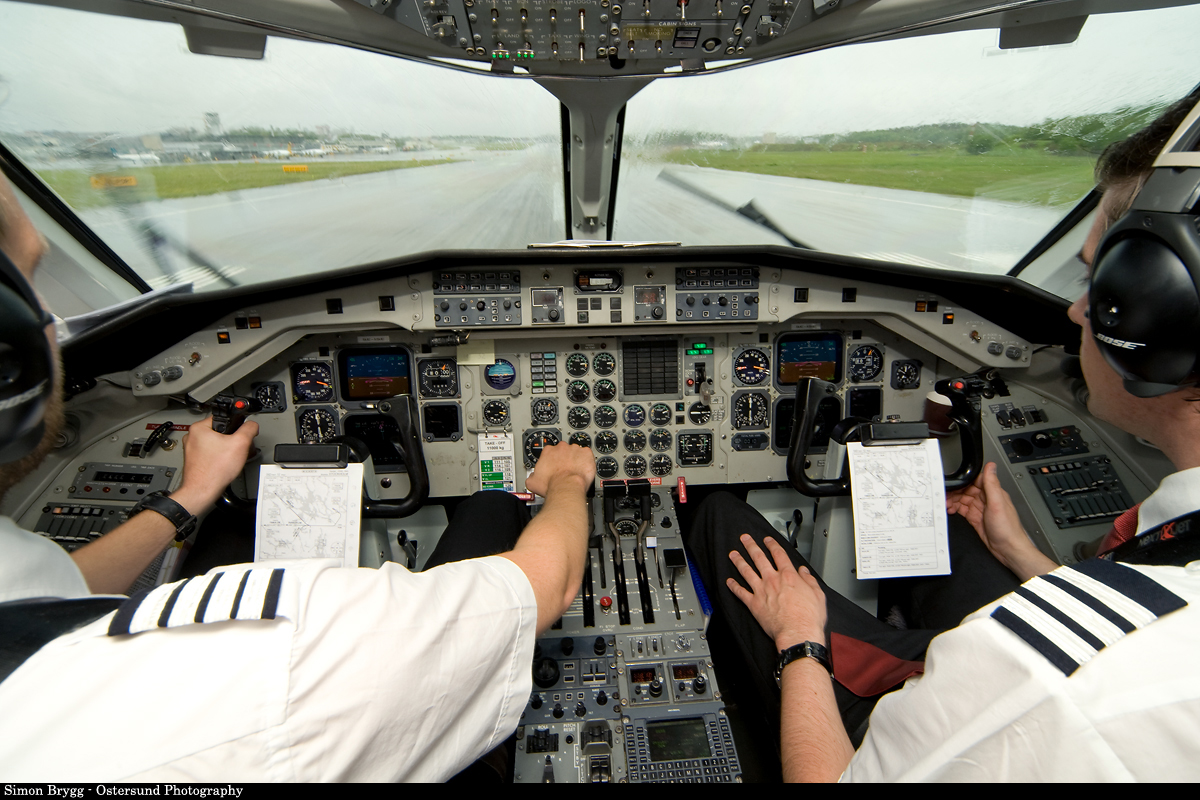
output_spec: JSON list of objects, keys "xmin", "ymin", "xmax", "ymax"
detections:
[{"xmin": 658, "ymin": 168, "xmax": 813, "ymax": 250}]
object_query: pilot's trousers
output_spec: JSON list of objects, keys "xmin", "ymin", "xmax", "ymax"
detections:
[
  {"xmin": 686, "ymin": 492, "xmax": 1020, "ymax": 745},
  {"xmin": 425, "ymin": 490, "xmax": 532, "ymax": 569}
]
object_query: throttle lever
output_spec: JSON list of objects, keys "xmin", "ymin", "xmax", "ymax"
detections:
[{"xmin": 210, "ymin": 393, "xmax": 262, "ymax": 435}]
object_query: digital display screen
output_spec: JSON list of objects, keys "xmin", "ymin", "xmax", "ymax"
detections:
[
  {"xmin": 630, "ymin": 667, "xmax": 658, "ymax": 683},
  {"xmin": 535, "ymin": 290, "xmax": 559, "ymax": 306},
  {"xmin": 776, "ymin": 332, "xmax": 843, "ymax": 385},
  {"xmin": 344, "ymin": 352, "xmax": 410, "ymax": 399},
  {"xmin": 636, "ymin": 286, "xmax": 662, "ymax": 304},
  {"xmin": 93, "ymin": 471, "xmax": 153, "ymax": 484},
  {"xmin": 672, "ymin": 663, "xmax": 699, "ymax": 680},
  {"xmin": 647, "ymin": 718, "xmax": 711, "ymax": 762}
]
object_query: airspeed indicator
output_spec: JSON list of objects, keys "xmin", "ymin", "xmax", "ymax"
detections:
[{"xmin": 733, "ymin": 348, "xmax": 770, "ymax": 385}]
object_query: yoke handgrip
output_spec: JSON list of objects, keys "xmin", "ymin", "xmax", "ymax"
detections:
[{"xmin": 362, "ymin": 395, "xmax": 430, "ymax": 519}]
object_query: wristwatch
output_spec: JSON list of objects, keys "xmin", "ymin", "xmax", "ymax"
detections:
[
  {"xmin": 775, "ymin": 641, "xmax": 832, "ymax": 687},
  {"xmin": 129, "ymin": 491, "xmax": 198, "ymax": 542}
]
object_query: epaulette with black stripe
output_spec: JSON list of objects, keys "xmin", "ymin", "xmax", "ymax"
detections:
[
  {"xmin": 107, "ymin": 567, "xmax": 286, "ymax": 637},
  {"xmin": 989, "ymin": 559, "xmax": 1186, "ymax": 676}
]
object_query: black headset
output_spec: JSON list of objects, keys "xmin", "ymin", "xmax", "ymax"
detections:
[
  {"xmin": 1089, "ymin": 99, "xmax": 1200, "ymax": 398},
  {"xmin": 0, "ymin": 244, "xmax": 54, "ymax": 463}
]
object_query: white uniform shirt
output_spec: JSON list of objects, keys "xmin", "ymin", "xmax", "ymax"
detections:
[
  {"xmin": 0, "ymin": 515, "xmax": 90, "ymax": 602},
  {"xmin": 843, "ymin": 468, "xmax": 1200, "ymax": 781},
  {"xmin": 0, "ymin": 555, "xmax": 539, "ymax": 782}
]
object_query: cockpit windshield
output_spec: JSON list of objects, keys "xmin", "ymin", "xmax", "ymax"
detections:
[{"xmin": 0, "ymin": 0, "xmax": 1197, "ymax": 304}]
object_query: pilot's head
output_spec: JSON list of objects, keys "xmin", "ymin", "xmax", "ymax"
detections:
[
  {"xmin": 0, "ymin": 173, "xmax": 63, "ymax": 499},
  {"xmin": 1068, "ymin": 91, "xmax": 1200, "ymax": 453}
]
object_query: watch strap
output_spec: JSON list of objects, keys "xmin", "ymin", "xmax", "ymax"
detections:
[
  {"xmin": 131, "ymin": 491, "xmax": 198, "ymax": 541},
  {"xmin": 775, "ymin": 641, "xmax": 832, "ymax": 687}
]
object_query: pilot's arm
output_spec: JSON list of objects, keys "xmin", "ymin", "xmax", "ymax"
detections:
[
  {"xmin": 725, "ymin": 535, "xmax": 854, "ymax": 782},
  {"xmin": 69, "ymin": 416, "xmax": 258, "ymax": 594},
  {"xmin": 946, "ymin": 461, "xmax": 1058, "ymax": 581},
  {"xmin": 501, "ymin": 441, "xmax": 596, "ymax": 634}
]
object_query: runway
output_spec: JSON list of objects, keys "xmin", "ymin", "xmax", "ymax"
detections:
[{"xmin": 72, "ymin": 146, "xmax": 1068, "ymax": 291}]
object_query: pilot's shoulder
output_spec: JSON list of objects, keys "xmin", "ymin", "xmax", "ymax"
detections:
[{"xmin": 975, "ymin": 559, "xmax": 1191, "ymax": 677}]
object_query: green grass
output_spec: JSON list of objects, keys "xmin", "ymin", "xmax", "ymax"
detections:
[
  {"xmin": 36, "ymin": 159, "xmax": 458, "ymax": 208},
  {"xmin": 658, "ymin": 148, "xmax": 1097, "ymax": 206}
]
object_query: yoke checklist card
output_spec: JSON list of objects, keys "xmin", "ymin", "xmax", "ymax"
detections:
[
  {"xmin": 478, "ymin": 432, "xmax": 516, "ymax": 492},
  {"xmin": 255, "ymin": 463, "xmax": 363, "ymax": 567},
  {"xmin": 846, "ymin": 439, "xmax": 950, "ymax": 579}
]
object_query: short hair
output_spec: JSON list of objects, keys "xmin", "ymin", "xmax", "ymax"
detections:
[{"xmin": 1094, "ymin": 89, "xmax": 1200, "ymax": 224}]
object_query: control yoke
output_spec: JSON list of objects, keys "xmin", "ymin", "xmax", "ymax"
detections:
[
  {"xmin": 786, "ymin": 370, "xmax": 998, "ymax": 498},
  {"xmin": 361, "ymin": 395, "xmax": 431, "ymax": 519}
]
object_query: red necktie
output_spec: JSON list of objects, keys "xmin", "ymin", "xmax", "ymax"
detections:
[
  {"xmin": 1098, "ymin": 503, "xmax": 1142, "ymax": 555},
  {"xmin": 830, "ymin": 632, "xmax": 925, "ymax": 697}
]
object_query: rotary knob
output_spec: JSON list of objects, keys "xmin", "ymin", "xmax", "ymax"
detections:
[
  {"xmin": 553, "ymin": 703, "xmax": 564, "ymax": 719},
  {"xmin": 548, "ymin": 308, "xmax": 560, "ymax": 322},
  {"xmin": 652, "ymin": 306, "xmax": 663, "ymax": 319},
  {"xmin": 686, "ymin": 295, "xmax": 695, "ymax": 306},
  {"xmin": 648, "ymin": 679, "xmax": 663, "ymax": 698},
  {"xmin": 439, "ymin": 300, "xmax": 449, "ymax": 311},
  {"xmin": 459, "ymin": 301, "xmax": 468, "ymax": 311},
  {"xmin": 693, "ymin": 676, "xmax": 707, "ymax": 694},
  {"xmin": 718, "ymin": 296, "xmax": 728, "ymax": 306},
  {"xmin": 476, "ymin": 300, "xmax": 486, "ymax": 311},
  {"xmin": 594, "ymin": 636, "xmax": 607, "ymax": 656},
  {"xmin": 561, "ymin": 637, "xmax": 574, "ymax": 656},
  {"xmin": 574, "ymin": 701, "xmax": 587, "ymax": 718}
]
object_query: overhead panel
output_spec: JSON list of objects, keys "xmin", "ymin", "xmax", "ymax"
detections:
[{"xmin": 353, "ymin": 0, "xmax": 832, "ymax": 71}]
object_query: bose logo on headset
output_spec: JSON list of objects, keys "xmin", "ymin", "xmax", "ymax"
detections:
[
  {"xmin": 0, "ymin": 379, "xmax": 47, "ymax": 412},
  {"xmin": 1093, "ymin": 334, "xmax": 1145, "ymax": 350}
]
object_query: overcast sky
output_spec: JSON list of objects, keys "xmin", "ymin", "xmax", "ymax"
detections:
[{"xmin": 0, "ymin": 0, "xmax": 1197, "ymax": 139}]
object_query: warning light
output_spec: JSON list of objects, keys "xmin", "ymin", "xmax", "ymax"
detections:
[{"xmin": 952, "ymin": 381, "xmax": 965, "ymax": 390}]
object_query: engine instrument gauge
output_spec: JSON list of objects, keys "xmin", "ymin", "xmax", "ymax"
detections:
[
  {"xmin": 292, "ymin": 362, "xmax": 334, "ymax": 403},
  {"xmin": 733, "ymin": 348, "xmax": 770, "ymax": 385},
  {"xmin": 569, "ymin": 432, "xmax": 592, "ymax": 449},
  {"xmin": 848, "ymin": 345, "xmax": 883, "ymax": 383},
  {"xmin": 614, "ymin": 519, "xmax": 639, "ymax": 537},
  {"xmin": 567, "ymin": 380, "xmax": 590, "ymax": 403},
  {"xmin": 568, "ymin": 406, "xmax": 592, "ymax": 429},
  {"xmin": 531, "ymin": 398, "xmax": 559, "ymax": 424},
  {"xmin": 482, "ymin": 399, "xmax": 510, "ymax": 426},
  {"xmin": 624, "ymin": 455, "xmax": 647, "ymax": 478},
  {"xmin": 566, "ymin": 353, "xmax": 590, "ymax": 377},
  {"xmin": 523, "ymin": 429, "xmax": 560, "ymax": 468},
  {"xmin": 596, "ymin": 456, "xmax": 619, "ymax": 479},
  {"xmin": 650, "ymin": 429, "xmax": 672, "ymax": 452},
  {"xmin": 624, "ymin": 430, "xmax": 647, "ymax": 452},
  {"xmin": 594, "ymin": 405, "xmax": 618, "ymax": 428},
  {"xmin": 593, "ymin": 352, "xmax": 616, "ymax": 376},
  {"xmin": 678, "ymin": 432, "xmax": 714, "ymax": 466},
  {"xmin": 650, "ymin": 454, "xmax": 673, "ymax": 477},
  {"xmin": 483, "ymin": 359, "xmax": 516, "ymax": 391},
  {"xmin": 253, "ymin": 382, "xmax": 286, "ymax": 413},
  {"xmin": 623, "ymin": 404, "xmax": 646, "ymax": 427},
  {"xmin": 650, "ymin": 403, "xmax": 672, "ymax": 426},
  {"xmin": 594, "ymin": 379, "xmax": 617, "ymax": 402},
  {"xmin": 595, "ymin": 431, "xmax": 618, "ymax": 454},
  {"xmin": 418, "ymin": 359, "xmax": 459, "ymax": 398},
  {"xmin": 733, "ymin": 392, "xmax": 770, "ymax": 430},
  {"xmin": 687, "ymin": 402, "xmax": 712, "ymax": 425},
  {"xmin": 297, "ymin": 407, "xmax": 338, "ymax": 443}
]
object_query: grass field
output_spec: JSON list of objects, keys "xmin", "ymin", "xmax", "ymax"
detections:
[
  {"xmin": 37, "ymin": 159, "xmax": 458, "ymax": 209},
  {"xmin": 659, "ymin": 149, "xmax": 1097, "ymax": 206}
]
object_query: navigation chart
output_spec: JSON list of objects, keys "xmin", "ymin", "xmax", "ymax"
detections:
[
  {"xmin": 846, "ymin": 439, "xmax": 950, "ymax": 579},
  {"xmin": 255, "ymin": 463, "xmax": 363, "ymax": 567}
]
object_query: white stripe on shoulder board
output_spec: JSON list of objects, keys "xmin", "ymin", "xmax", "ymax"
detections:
[
  {"xmin": 202, "ymin": 571, "xmax": 244, "ymax": 624},
  {"xmin": 166, "ymin": 577, "xmax": 210, "ymax": 628},
  {"xmin": 127, "ymin": 583, "xmax": 175, "ymax": 635},
  {"xmin": 1024, "ymin": 577, "xmax": 1126, "ymax": 647},
  {"xmin": 235, "ymin": 569, "xmax": 274, "ymax": 620},
  {"xmin": 1052, "ymin": 567, "xmax": 1157, "ymax": 628},
  {"xmin": 1002, "ymin": 592, "xmax": 1098, "ymax": 667}
]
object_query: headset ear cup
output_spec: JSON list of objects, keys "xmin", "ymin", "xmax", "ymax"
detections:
[
  {"xmin": 0, "ymin": 278, "xmax": 52, "ymax": 462},
  {"xmin": 1089, "ymin": 234, "xmax": 1200, "ymax": 396}
]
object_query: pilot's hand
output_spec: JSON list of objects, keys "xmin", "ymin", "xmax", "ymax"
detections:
[
  {"xmin": 525, "ymin": 441, "xmax": 596, "ymax": 498},
  {"xmin": 172, "ymin": 416, "xmax": 259, "ymax": 514},
  {"xmin": 947, "ymin": 461, "xmax": 1055, "ymax": 581},
  {"xmin": 726, "ymin": 534, "xmax": 827, "ymax": 651}
]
